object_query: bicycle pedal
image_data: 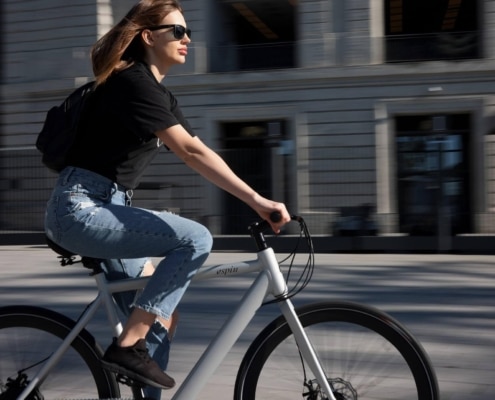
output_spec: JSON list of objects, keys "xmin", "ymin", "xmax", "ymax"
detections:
[{"xmin": 115, "ymin": 373, "xmax": 145, "ymax": 388}]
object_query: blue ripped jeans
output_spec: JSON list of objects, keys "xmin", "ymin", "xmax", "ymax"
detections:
[{"xmin": 45, "ymin": 167, "xmax": 213, "ymax": 399}]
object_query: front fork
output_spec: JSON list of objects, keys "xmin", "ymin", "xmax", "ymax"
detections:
[
  {"xmin": 278, "ymin": 300, "xmax": 337, "ymax": 400},
  {"xmin": 259, "ymin": 248, "xmax": 336, "ymax": 400}
]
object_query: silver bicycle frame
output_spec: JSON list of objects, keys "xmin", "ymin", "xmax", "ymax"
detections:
[{"xmin": 19, "ymin": 247, "xmax": 335, "ymax": 400}]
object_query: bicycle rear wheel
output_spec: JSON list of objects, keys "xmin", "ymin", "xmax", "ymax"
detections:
[
  {"xmin": 0, "ymin": 305, "xmax": 120, "ymax": 399},
  {"xmin": 235, "ymin": 301, "xmax": 439, "ymax": 400}
]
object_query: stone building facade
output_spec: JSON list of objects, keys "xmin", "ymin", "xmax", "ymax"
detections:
[{"xmin": 1, "ymin": 0, "xmax": 494, "ymax": 251}]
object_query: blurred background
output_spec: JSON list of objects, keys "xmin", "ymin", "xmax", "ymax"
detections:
[{"xmin": 1, "ymin": 0, "xmax": 495, "ymax": 253}]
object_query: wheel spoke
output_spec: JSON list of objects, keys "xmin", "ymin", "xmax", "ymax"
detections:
[
  {"xmin": 235, "ymin": 302, "xmax": 438, "ymax": 400},
  {"xmin": 0, "ymin": 306, "xmax": 119, "ymax": 399}
]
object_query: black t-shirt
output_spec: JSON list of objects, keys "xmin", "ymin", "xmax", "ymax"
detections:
[{"xmin": 68, "ymin": 62, "xmax": 195, "ymax": 189}]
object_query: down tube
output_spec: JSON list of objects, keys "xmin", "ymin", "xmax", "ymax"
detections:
[
  {"xmin": 172, "ymin": 272, "xmax": 271, "ymax": 400},
  {"xmin": 278, "ymin": 300, "xmax": 336, "ymax": 400}
]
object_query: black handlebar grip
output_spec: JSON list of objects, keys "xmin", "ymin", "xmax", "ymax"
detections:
[{"xmin": 270, "ymin": 211, "xmax": 282, "ymax": 223}]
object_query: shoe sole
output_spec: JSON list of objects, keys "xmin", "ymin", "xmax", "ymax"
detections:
[{"xmin": 101, "ymin": 360, "xmax": 175, "ymax": 390}]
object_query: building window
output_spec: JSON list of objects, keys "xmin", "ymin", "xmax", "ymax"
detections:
[
  {"xmin": 210, "ymin": 0, "xmax": 296, "ymax": 72},
  {"xmin": 384, "ymin": 0, "xmax": 480, "ymax": 62}
]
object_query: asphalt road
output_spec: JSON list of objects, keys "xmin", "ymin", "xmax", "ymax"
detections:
[{"xmin": 1, "ymin": 245, "xmax": 494, "ymax": 399}]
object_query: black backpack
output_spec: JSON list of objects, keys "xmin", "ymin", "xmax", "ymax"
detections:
[{"xmin": 36, "ymin": 81, "xmax": 95, "ymax": 172}]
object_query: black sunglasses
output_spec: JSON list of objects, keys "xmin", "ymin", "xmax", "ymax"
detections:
[{"xmin": 147, "ymin": 24, "xmax": 191, "ymax": 40}]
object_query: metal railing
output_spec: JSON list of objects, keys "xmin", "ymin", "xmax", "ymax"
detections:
[
  {"xmin": 385, "ymin": 31, "xmax": 481, "ymax": 63},
  {"xmin": 0, "ymin": 147, "xmax": 493, "ymax": 253}
]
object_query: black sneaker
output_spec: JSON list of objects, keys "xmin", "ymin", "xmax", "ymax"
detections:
[{"xmin": 101, "ymin": 338, "xmax": 175, "ymax": 389}]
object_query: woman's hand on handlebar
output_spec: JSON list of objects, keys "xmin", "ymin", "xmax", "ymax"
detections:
[{"xmin": 250, "ymin": 194, "xmax": 291, "ymax": 234}]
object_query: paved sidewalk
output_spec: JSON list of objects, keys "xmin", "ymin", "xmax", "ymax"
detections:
[{"xmin": 1, "ymin": 245, "xmax": 494, "ymax": 399}]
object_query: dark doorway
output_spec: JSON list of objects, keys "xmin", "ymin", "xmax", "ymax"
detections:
[
  {"xmin": 396, "ymin": 114, "xmax": 472, "ymax": 235},
  {"xmin": 221, "ymin": 120, "xmax": 287, "ymax": 234}
]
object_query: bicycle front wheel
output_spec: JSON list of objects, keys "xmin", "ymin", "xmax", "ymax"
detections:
[
  {"xmin": 235, "ymin": 301, "xmax": 438, "ymax": 400},
  {"xmin": 0, "ymin": 305, "xmax": 120, "ymax": 399}
]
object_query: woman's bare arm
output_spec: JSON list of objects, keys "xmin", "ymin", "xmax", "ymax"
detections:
[{"xmin": 156, "ymin": 124, "xmax": 290, "ymax": 232}]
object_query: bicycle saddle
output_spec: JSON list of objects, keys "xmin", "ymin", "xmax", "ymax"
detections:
[
  {"xmin": 45, "ymin": 236, "xmax": 77, "ymax": 258},
  {"xmin": 45, "ymin": 236, "xmax": 102, "ymax": 270}
]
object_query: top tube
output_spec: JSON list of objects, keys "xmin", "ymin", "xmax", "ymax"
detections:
[{"xmin": 104, "ymin": 258, "xmax": 264, "ymax": 294}]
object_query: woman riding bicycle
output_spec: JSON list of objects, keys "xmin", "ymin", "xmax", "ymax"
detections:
[{"xmin": 44, "ymin": 1, "xmax": 290, "ymax": 399}]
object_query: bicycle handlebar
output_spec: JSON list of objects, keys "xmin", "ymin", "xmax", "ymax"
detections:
[
  {"xmin": 248, "ymin": 213, "xmax": 303, "ymax": 251},
  {"xmin": 269, "ymin": 211, "xmax": 282, "ymax": 223}
]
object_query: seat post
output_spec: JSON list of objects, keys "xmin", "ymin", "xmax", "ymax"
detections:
[
  {"xmin": 81, "ymin": 257, "xmax": 105, "ymax": 275},
  {"xmin": 92, "ymin": 271, "xmax": 124, "ymax": 337}
]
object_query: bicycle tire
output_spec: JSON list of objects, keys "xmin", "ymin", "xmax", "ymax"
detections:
[
  {"xmin": 234, "ymin": 301, "xmax": 439, "ymax": 400},
  {"xmin": 0, "ymin": 305, "xmax": 120, "ymax": 399}
]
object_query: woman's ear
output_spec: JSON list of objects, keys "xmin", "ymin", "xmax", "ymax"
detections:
[{"xmin": 141, "ymin": 29, "xmax": 154, "ymax": 47}]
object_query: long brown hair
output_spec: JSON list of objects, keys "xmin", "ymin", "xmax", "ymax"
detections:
[{"xmin": 91, "ymin": 0, "xmax": 183, "ymax": 85}]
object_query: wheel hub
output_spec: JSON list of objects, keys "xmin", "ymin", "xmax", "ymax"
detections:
[
  {"xmin": 0, "ymin": 374, "xmax": 44, "ymax": 400},
  {"xmin": 303, "ymin": 377, "xmax": 357, "ymax": 400}
]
